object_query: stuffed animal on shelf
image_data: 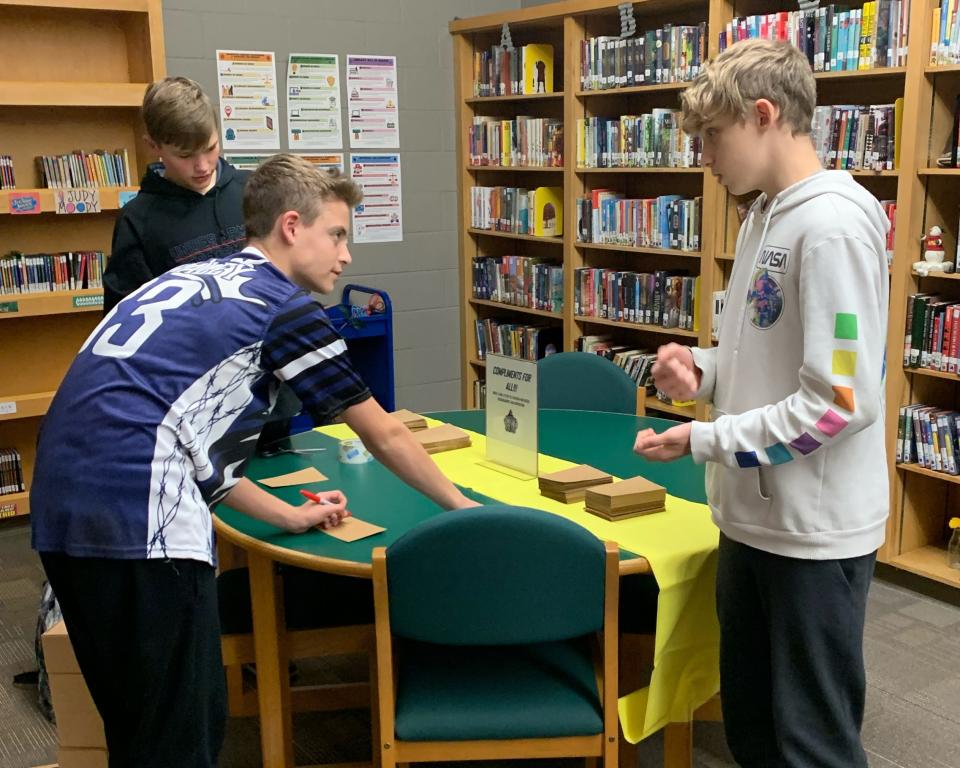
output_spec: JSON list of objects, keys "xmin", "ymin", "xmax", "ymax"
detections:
[{"xmin": 913, "ymin": 226, "xmax": 955, "ymax": 276}]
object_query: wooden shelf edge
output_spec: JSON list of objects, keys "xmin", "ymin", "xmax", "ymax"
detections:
[
  {"xmin": 644, "ymin": 395, "xmax": 695, "ymax": 418},
  {"xmin": 0, "ymin": 81, "xmax": 148, "ymax": 107},
  {"xmin": 470, "ymin": 298, "xmax": 563, "ymax": 320},
  {"xmin": 911, "ymin": 270, "xmax": 960, "ymax": 280},
  {"xmin": 0, "ymin": 391, "xmax": 56, "ymax": 421},
  {"xmin": 0, "ymin": 0, "xmax": 148, "ymax": 10},
  {"xmin": 575, "ymin": 242, "xmax": 701, "ymax": 257},
  {"xmin": 1, "ymin": 186, "xmax": 138, "ymax": 216},
  {"xmin": 814, "ymin": 66, "xmax": 906, "ymax": 80},
  {"xmin": 925, "ymin": 63, "xmax": 960, "ymax": 74},
  {"xmin": 574, "ymin": 314, "xmax": 699, "ymax": 337},
  {"xmin": 575, "ymin": 166, "xmax": 703, "ymax": 173},
  {"xmin": 903, "ymin": 367, "xmax": 960, "ymax": 382},
  {"xmin": 466, "ymin": 165, "xmax": 564, "ymax": 172},
  {"xmin": 0, "ymin": 492, "xmax": 29, "ymax": 520},
  {"xmin": 464, "ymin": 92, "xmax": 563, "ymax": 103},
  {"xmin": 897, "ymin": 463, "xmax": 960, "ymax": 485},
  {"xmin": 466, "ymin": 227, "xmax": 563, "ymax": 243},
  {"xmin": 575, "ymin": 82, "xmax": 690, "ymax": 96},
  {"xmin": 0, "ymin": 289, "xmax": 104, "ymax": 318},
  {"xmin": 889, "ymin": 546, "xmax": 960, "ymax": 588},
  {"xmin": 918, "ymin": 167, "xmax": 960, "ymax": 175}
]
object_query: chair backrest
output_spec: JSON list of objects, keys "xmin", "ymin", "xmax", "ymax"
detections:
[
  {"xmin": 384, "ymin": 505, "xmax": 606, "ymax": 646},
  {"xmin": 538, "ymin": 352, "xmax": 637, "ymax": 414}
]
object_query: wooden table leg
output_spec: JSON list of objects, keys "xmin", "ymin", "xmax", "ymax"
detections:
[
  {"xmin": 248, "ymin": 551, "xmax": 293, "ymax": 768},
  {"xmin": 662, "ymin": 722, "xmax": 692, "ymax": 768}
]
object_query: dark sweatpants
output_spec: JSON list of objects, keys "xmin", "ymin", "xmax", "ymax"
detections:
[
  {"xmin": 40, "ymin": 553, "xmax": 227, "ymax": 768},
  {"xmin": 716, "ymin": 533, "xmax": 875, "ymax": 768}
]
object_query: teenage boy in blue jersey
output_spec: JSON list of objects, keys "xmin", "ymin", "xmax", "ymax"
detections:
[{"xmin": 30, "ymin": 154, "xmax": 478, "ymax": 768}]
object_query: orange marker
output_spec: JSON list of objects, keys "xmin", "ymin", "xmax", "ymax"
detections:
[{"xmin": 299, "ymin": 489, "xmax": 350, "ymax": 517}]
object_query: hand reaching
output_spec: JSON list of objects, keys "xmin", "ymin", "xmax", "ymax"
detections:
[
  {"xmin": 633, "ymin": 423, "xmax": 692, "ymax": 462},
  {"xmin": 651, "ymin": 343, "xmax": 701, "ymax": 402}
]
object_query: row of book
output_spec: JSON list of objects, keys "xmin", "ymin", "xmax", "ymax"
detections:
[
  {"xmin": 811, "ymin": 102, "xmax": 902, "ymax": 172},
  {"xmin": 472, "ymin": 256, "xmax": 563, "ymax": 313},
  {"xmin": 470, "ymin": 185, "xmax": 563, "ymax": 237},
  {"xmin": 474, "ymin": 378, "xmax": 487, "ymax": 409},
  {"xmin": 575, "ymin": 112, "xmax": 701, "ymax": 169},
  {"xmin": 575, "ymin": 335, "xmax": 655, "ymax": 388},
  {"xmin": 0, "ymin": 251, "xmax": 106, "ymax": 295},
  {"xmin": 38, "ymin": 149, "xmax": 132, "ymax": 189},
  {"xmin": 930, "ymin": 1, "xmax": 960, "ymax": 65},
  {"xmin": 719, "ymin": 1, "xmax": 910, "ymax": 70},
  {"xmin": 472, "ymin": 42, "xmax": 555, "ymax": 97},
  {"xmin": 468, "ymin": 116, "xmax": 563, "ymax": 167},
  {"xmin": 0, "ymin": 449, "xmax": 25, "ymax": 496},
  {"xmin": 902, "ymin": 294, "xmax": 960, "ymax": 374},
  {"xmin": 575, "ymin": 268, "xmax": 701, "ymax": 331},
  {"xmin": 579, "ymin": 24, "xmax": 708, "ymax": 89},
  {"xmin": 474, "ymin": 319, "xmax": 560, "ymax": 362},
  {"xmin": 896, "ymin": 404, "xmax": 960, "ymax": 475},
  {"xmin": 936, "ymin": 95, "xmax": 960, "ymax": 168},
  {"xmin": 0, "ymin": 155, "xmax": 15, "ymax": 190},
  {"xmin": 575, "ymin": 192, "xmax": 702, "ymax": 252}
]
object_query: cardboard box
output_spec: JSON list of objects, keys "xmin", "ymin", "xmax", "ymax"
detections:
[
  {"xmin": 58, "ymin": 747, "xmax": 108, "ymax": 768},
  {"xmin": 42, "ymin": 620, "xmax": 107, "ymax": 750}
]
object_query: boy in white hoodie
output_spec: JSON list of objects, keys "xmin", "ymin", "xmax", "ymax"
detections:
[{"xmin": 633, "ymin": 39, "xmax": 889, "ymax": 767}]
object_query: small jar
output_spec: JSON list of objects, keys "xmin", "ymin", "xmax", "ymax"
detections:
[{"xmin": 949, "ymin": 518, "xmax": 960, "ymax": 571}]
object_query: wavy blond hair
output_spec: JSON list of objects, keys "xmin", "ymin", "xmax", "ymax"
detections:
[{"xmin": 680, "ymin": 39, "xmax": 815, "ymax": 136}]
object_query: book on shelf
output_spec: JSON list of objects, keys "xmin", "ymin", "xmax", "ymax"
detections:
[
  {"xmin": 712, "ymin": 290, "xmax": 726, "ymax": 340},
  {"xmin": 811, "ymin": 101, "xmax": 902, "ymax": 171},
  {"xmin": 532, "ymin": 186, "xmax": 562, "ymax": 237},
  {"xmin": 576, "ymin": 193, "xmax": 701, "ymax": 251},
  {"xmin": 522, "ymin": 43, "xmax": 554, "ymax": 94},
  {"xmin": 468, "ymin": 116, "xmax": 563, "ymax": 167},
  {"xmin": 903, "ymin": 293, "xmax": 960, "ymax": 373},
  {"xmin": 470, "ymin": 185, "xmax": 563, "ymax": 237},
  {"xmin": 0, "ymin": 449, "xmax": 26, "ymax": 496},
  {"xmin": 472, "ymin": 255, "xmax": 563, "ymax": 312},
  {"xmin": 580, "ymin": 24, "xmax": 708, "ymax": 90},
  {"xmin": 473, "ymin": 378, "xmax": 487, "ymax": 409},
  {"xmin": 574, "ymin": 269, "xmax": 700, "ymax": 331},
  {"xmin": 575, "ymin": 335, "xmax": 657, "ymax": 390},
  {"xmin": 576, "ymin": 111, "xmax": 701, "ymax": 169},
  {"xmin": 475, "ymin": 319, "xmax": 560, "ymax": 362},
  {"xmin": 931, "ymin": 1, "xmax": 960, "ymax": 65},
  {"xmin": 472, "ymin": 42, "xmax": 554, "ymax": 97},
  {"xmin": 0, "ymin": 251, "xmax": 105, "ymax": 294},
  {"xmin": 897, "ymin": 403, "xmax": 960, "ymax": 475},
  {"xmin": 0, "ymin": 155, "xmax": 15, "ymax": 190},
  {"xmin": 37, "ymin": 149, "xmax": 131, "ymax": 189}
]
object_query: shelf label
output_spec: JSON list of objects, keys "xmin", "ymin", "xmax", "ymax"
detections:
[
  {"xmin": 73, "ymin": 295, "xmax": 104, "ymax": 309},
  {"xmin": 119, "ymin": 190, "xmax": 138, "ymax": 207},
  {"xmin": 0, "ymin": 502, "xmax": 17, "ymax": 519},
  {"xmin": 55, "ymin": 188, "xmax": 101, "ymax": 215},
  {"xmin": 0, "ymin": 401, "xmax": 16, "ymax": 415},
  {"xmin": 8, "ymin": 192, "xmax": 41, "ymax": 215},
  {"xmin": 0, "ymin": 301, "xmax": 19, "ymax": 314}
]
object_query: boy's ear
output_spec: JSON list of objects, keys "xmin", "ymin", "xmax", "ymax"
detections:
[
  {"xmin": 277, "ymin": 211, "xmax": 300, "ymax": 245},
  {"xmin": 754, "ymin": 99, "xmax": 779, "ymax": 129}
]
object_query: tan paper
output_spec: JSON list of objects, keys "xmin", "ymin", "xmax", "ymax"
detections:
[
  {"xmin": 258, "ymin": 466, "xmax": 328, "ymax": 488},
  {"xmin": 320, "ymin": 516, "xmax": 386, "ymax": 542},
  {"xmin": 390, "ymin": 408, "xmax": 428, "ymax": 431},
  {"xmin": 413, "ymin": 423, "xmax": 471, "ymax": 454},
  {"xmin": 539, "ymin": 464, "xmax": 612, "ymax": 488},
  {"xmin": 584, "ymin": 475, "xmax": 665, "ymax": 510}
]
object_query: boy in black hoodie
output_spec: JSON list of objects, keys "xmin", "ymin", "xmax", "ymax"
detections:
[{"xmin": 103, "ymin": 77, "xmax": 249, "ymax": 312}]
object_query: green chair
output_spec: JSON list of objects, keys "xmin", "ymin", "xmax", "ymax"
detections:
[
  {"xmin": 372, "ymin": 505, "xmax": 619, "ymax": 767},
  {"xmin": 538, "ymin": 352, "xmax": 638, "ymax": 414}
]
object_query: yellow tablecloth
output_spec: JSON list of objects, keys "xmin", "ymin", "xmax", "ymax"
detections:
[{"xmin": 318, "ymin": 420, "xmax": 720, "ymax": 742}]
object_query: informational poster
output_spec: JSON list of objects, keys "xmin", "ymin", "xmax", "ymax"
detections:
[
  {"xmin": 216, "ymin": 50, "xmax": 281, "ymax": 150},
  {"xmin": 483, "ymin": 354, "xmax": 539, "ymax": 478},
  {"xmin": 287, "ymin": 54, "xmax": 343, "ymax": 149},
  {"xmin": 298, "ymin": 153, "xmax": 345, "ymax": 173},
  {"xmin": 349, "ymin": 153, "xmax": 402, "ymax": 243},
  {"xmin": 346, "ymin": 55, "xmax": 400, "ymax": 148},
  {"xmin": 224, "ymin": 154, "xmax": 274, "ymax": 171}
]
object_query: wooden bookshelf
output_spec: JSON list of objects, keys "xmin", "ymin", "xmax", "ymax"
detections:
[
  {"xmin": 0, "ymin": 0, "xmax": 165, "ymax": 519},
  {"xmin": 452, "ymin": 0, "xmax": 960, "ymax": 591}
]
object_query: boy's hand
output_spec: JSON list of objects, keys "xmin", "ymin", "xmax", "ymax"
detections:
[
  {"xmin": 633, "ymin": 423, "xmax": 692, "ymax": 462},
  {"xmin": 453, "ymin": 494, "xmax": 482, "ymax": 509},
  {"xmin": 289, "ymin": 490, "xmax": 349, "ymax": 532},
  {"xmin": 652, "ymin": 344, "xmax": 701, "ymax": 401}
]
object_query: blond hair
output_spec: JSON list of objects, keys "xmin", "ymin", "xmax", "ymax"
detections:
[
  {"xmin": 243, "ymin": 154, "xmax": 363, "ymax": 239},
  {"xmin": 680, "ymin": 39, "xmax": 816, "ymax": 136},
  {"xmin": 142, "ymin": 77, "xmax": 218, "ymax": 151}
]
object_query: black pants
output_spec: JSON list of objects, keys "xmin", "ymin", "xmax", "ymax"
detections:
[
  {"xmin": 40, "ymin": 553, "xmax": 226, "ymax": 768},
  {"xmin": 716, "ymin": 534, "xmax": 875, "ymax": 768}
]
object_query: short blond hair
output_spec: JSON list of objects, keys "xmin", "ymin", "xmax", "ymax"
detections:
[
  {"xmin": 244, "ymin": 154, "xmax": 363, "ymax": 239},
  {"xmin": 681, "ymin": 39, "xmax": 815, "ymax": 136},
  {"xmin": 142, "ymin": 77, "xmax": 218, "ymax": 151}
]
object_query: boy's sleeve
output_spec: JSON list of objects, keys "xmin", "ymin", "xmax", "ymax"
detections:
[
  {"xmin": 103, "ymin": 214, "xmax": 153, "ymax": 313},
  {"xmin": 690, "ymin": 234, "xmax": 885, "ymax": 468},
  {"xmin": 691, "ymin": 346, "xmax": 718, "ymax": 402},
  {"xmin": 260, "ymin": 291, "xmax": 371, "ymax": 425}
]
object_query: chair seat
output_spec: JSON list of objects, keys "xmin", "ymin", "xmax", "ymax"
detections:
[
  {"xmin": 217, "ymin": 566, "xmax": 373, "ymax": 635},
  {"xmin": 394, "ymin": 637, "xmax": 602, "ymax": 742}
]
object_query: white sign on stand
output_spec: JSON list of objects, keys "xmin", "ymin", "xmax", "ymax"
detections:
[{"xmin": 482, "ymin": 354, "xmax": 538, "ymax": 479}]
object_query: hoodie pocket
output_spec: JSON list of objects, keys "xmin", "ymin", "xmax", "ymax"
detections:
[{"xmin": 706, "ymin": 461, "xmax": 771, "ymax": 527}]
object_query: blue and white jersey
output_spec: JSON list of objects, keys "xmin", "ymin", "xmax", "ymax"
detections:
[{"xmin": 31, "ymin": 247, "xmax": 370, "ymax": 565}]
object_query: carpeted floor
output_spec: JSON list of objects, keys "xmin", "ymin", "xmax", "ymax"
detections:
[{"xmin": 2, "ymin": 518, "xmax": 959, "ymax": 768}]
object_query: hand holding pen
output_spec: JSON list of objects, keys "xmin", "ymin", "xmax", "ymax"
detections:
[{"xmin": 299, "ymin": 489, "xmax": 351, "ymax": 529}]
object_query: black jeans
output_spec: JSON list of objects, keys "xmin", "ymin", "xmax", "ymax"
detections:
[
  {"xmin": 716, "ymin": 534, "xmax": 875, "ymax": 768},
  {"xmin": 41, "ymin": 553, "xmax": 226, "ymax": 768}
]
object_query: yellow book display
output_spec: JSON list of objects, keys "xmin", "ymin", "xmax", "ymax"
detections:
[
  {"xmin": 522, "ymin": 43, "xmax": 554, "ymax": 94},
  {"xmin": 532, "ymin": 186, "xmax": 563, "ymax": 237}
]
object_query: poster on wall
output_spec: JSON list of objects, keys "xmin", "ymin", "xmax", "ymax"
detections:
[
  {"xmin": 350, "ymin": 153, "xmax": 402, "ymax": 243},
  {"xmin": 216, "ymin": 50, "xmax": 281, "ymax": 151},
  {"xmin": 223, "ymin": 154, "xmax": 275, "ymax": 171},
  {"xmin": 298, "ymin": 153, "xmax": 345, "ymax": 173},
  {"xmin": 346, "ymin": 55, "xmax": 400, "ymax": 148},
  {"xmin": 287, "ymin": 54, "xmax": 343, "ymax": 150}
]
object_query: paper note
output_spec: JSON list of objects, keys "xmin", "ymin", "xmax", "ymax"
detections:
[
  {"xmin": 350, "ymin": 153, "xmax": 402, "ymax": 243},
  {"xmin": 320, "ymin": 516, "xmax": 385, "ymax": 542},
  {"xmin": 258, "ymin": 466, "xmax": 328, "ymax": 488},
  {"xmin": 287, "ymin": 53, "xmax": 343, "ymax": 149},
  {"xmin": 216, "ymin": 50, "xmax": 281, "ymax": 150}
]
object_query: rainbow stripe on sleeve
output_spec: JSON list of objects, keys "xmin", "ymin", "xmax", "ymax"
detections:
[{"xmin": 734, "ymin": 313, "xmax": 858, "ymax": 469}]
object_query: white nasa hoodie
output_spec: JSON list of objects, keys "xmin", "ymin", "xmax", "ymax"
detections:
[{"xmin": 690, "ymin": 170, "xmax": 889, "ymax": 560}]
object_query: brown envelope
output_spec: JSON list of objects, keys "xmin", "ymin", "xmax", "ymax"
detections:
[
  {"xmin": 258, "ymin": 466, "xmax": 328, "ymax": 488},
  {"xmin": 320, "ymin": 516, "xmax": 386, "ymax": 542}
]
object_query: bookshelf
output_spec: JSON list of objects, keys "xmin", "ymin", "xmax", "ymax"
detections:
[
  {"xmin": 0, "ymin": 0, "xmax": 165, "ymax": 520},
  {"xmin": 451, "ymin": 0, "xmax": 960, "ymax": 591}
]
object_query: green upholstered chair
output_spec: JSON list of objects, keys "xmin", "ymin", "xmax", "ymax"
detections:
[
  {"xmin": 538, "ymin": 352, "xmax": 638, "ymax": 414},
  {"xmin": 372, "ymin": 505, "xmax": 619, "ymax": 767}
]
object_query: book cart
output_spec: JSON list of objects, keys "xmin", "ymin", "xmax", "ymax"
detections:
[
  {"xmin": 0, "ymin": 0, "xmax": 165, "ymax": 520},
  {"xmin": 450, "ymin": 0, "xmax": 960, "ymax": 592}
]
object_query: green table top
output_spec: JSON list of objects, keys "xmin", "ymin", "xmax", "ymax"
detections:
[{"xmin": 214, "ymin": 409, "xmax": 706, "ymax": 573}]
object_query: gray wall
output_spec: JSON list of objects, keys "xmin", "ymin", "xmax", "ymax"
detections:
[{"xmin": 161, "ymin": 0, "xmax": 519, "ymax": 412}]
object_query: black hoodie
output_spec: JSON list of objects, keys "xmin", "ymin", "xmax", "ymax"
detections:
[{"xmin": 102, "ymin": 158, "xmax": 250, "ymax": 312}]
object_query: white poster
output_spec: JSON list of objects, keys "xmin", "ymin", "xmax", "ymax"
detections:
[
  {"xmin": 298, "ymin": 153, "xmax": 345, "ymax": 173},
  {"xmin": 224, "ymin": 153, "xmax": 274, "ymax": 171},
  {"xmin": 287, "ymin": 54, "xmax": 343, "ymax": 150},
  {"xmin": 350, "ymin": 153, "xmax": 402, "ymax": 243},
  {"xmin": 347, "ymin": 55, "xmax": 400, "ymax": 148},
  {"xmin": 216, "ymin": 50, "xmax": 281, "ymax": 150},
  {"xmin": 484, "ymin": 354, "xmax": 539, "ymax": 478}
]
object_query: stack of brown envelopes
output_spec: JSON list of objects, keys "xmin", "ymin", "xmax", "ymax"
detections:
[
  {"xmin": 390, "ymin": 408, "xmax": 428, "ymax": 431},
  {"xmin": 412, "ymin": 423, "xmax": 472, "ymax": 454},
  {"xmin": 538, "ymin": 464, "xmax": 613, "ymax": 503},
  {"xmin": 584, "ymin": 476, "xmax": 666, "ymax": 520}
]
